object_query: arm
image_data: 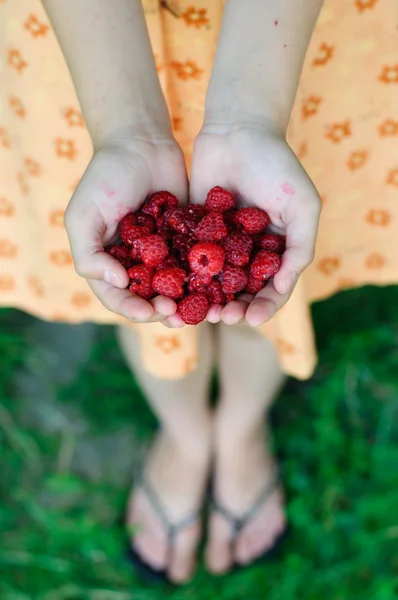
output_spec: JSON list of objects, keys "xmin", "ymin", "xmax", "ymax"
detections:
[
  {"xmin": 204, "ymin": 0, "xmax": 323, "ymax": 133},
  {"xmin": 41, "ymin": 0, "xmax": 187, "ymax": 324},
  {"xmin": 42, "ymin": 0, "xmax": 171, "ymax": 147},
  {"xmin": 190, "ymin": 1, "xmax": 323, "ymax": 326}
]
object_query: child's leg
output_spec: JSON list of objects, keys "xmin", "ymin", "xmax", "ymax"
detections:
[
  {"xmin": 206, "ymin": 322, "xmax": 286, "ymax": 573},
  {"xmin": 117, "ymin": 323, "xmax": 214, "ymax": 583}
]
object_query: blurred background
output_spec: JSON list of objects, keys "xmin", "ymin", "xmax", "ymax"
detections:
[{"xmin": 1, "ymin": 284, "xmax": 397, "ymax": 600}]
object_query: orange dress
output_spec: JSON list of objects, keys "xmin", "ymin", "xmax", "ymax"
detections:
[{"xmin": 1, "ymin": 0, "xmax": 397, "ymax": 379}]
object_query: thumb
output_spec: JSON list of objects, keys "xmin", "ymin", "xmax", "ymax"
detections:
[{"xmin": 64, "ymin": 207, "xmax": 129, "ymax": 289}]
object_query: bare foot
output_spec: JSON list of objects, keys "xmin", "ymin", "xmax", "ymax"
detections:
[
  {"xmin": 127, "ymin": 429, "xmax": 211, "ymax": 583},
  {"xmin": 206, "ymin": 423, "xmax": 286, "ymax": 573}
]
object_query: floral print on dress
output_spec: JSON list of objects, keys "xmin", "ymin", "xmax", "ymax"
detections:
[
  {"xmin": 355, "ymin": 0, "xmax": 379, "ymax": 12},
  {"xmin": 24, "ymin": 14, "xmax": 50, "ymax": 37},
  {"xmin": 1, "ymin": 0, "xmax": 398, "ymax": 383},
  {"xmin": 325, "ymin": 120, "xmax": 351, "ymax": 143},
  {"xmin": 181, "ymin": 6, "xmax": 209, "ymax": 28},
  {"xmin": 8, "ymin": 49, "xmax": 28, "ymax": 73},
  {"xmin": 170, "ymin": 60, "xmax": 204, "ymax": 80}
]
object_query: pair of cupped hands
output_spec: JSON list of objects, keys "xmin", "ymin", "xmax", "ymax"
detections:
[{"xmin": 65, "ymin": 123, "xmax": 321, "ymax": 328}]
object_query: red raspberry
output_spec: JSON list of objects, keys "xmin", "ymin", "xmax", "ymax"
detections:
[
  {"xmin": 163, "ymin": 208, "xmax": 190, "ymax": 234},
  {"xmin": 222, "ymin": 233, "xmax": 253, "ymax": 267},
  {"xmin": 256, "ymin": 233, "xmax": 285, "ymax": 254},
  {"xmin": 206, "ymin": 280, "xmax": 227, "ymax": 305},
  {"xmin": 195, "ymin": 212, "xmax": 228, "ymax": 242},
  {"xmin": 135, "ymin": 212, "xmax": 155, "ymax": 233},
  {"xmin": 139, "ymin": 234, "xmax": 169, "ymax": 267},
  {"xmin": 181, "ymin": 205, "xmax": 207, "ymax": 230},
  {"xmin": 205, "ymin": 186, "xmax": 236, "ymax": 213},
  {"xmin": 251, "ymin": 250, "xmax": 282, "ymax": 280},
  {"xmin": 233, "ymin": 207, "xmax": 270, "ymax": 234},
  {"xmin": 152, "ymin": 267, "xmax": 186, "ymax": 299},
  {"xmin": 173, "ymin": 233, "xmax": 197, "ymax": 263},
  {"xmin": 245, "ymin": 275, "xmax": 266, "ymax": 294},
  {"xmin": 127, "ymin": 265, "xmax": 154, "ymax": 299},
  {"xmin": 142, "ymin": 191, "xmax": 179, "ymax": 219},
  {"xmin": 188, "ymin": 242, "xmax": 225, "ymax": 279},
  {"xmin": 129, "ymin": 239, "xmax": 142, "ymax": 261},
  {"xmin": 223, "ymin": 211, "xmax": 236, "ymax": 232},
  {"xmin": 178, "ymin": 293, "xmax": 209, "ymax": 325},
  {"xmin": 187, "ymin": 273, "xmax": 212, "ymax": 294},
  {"xmin": 119, "ymin": 213, "xmax": 148, "ymax": 245},
  {"xmin": 219, "ymin": 264, "xmax": 248, "ymax": 294},
  {"xmin": 106, "ymin": 244, "xmax": 131, "ymax": 268},
  {"xmin": 165, "ymin": 205, "xmax": 207, "ymax": 234},
  {"xmin": 155, "ymin": 255, "xmax": 180, "ymax": 271}
]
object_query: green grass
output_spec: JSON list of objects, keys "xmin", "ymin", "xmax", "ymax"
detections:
[{"xmin": 1, "ymin": 286, "xmax": 398, "ymax": 600}]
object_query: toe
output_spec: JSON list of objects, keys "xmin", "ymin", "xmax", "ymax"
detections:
[
  {"xmin": 168, "ymin": 524, "xmax": 199, "ymax": 583},
  {"xmin": 235, "ymin": 493, "xmax": 286, "ymax": 565},
  {"xmin": 133, "ymin": 530, "xmax": 168, "ymax": 571},
  {"xmin": 205, "ymin": 515, "xmax": 233, "ymax": 574}
]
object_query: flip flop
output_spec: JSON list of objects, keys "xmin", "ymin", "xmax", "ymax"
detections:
[
  {"xmin": 209, "ymin": 468, "xmax": 288, "ymax": 572},
  {"xmin": 126, "ymin": 468, "xmax": 202, "ymax": 586}
]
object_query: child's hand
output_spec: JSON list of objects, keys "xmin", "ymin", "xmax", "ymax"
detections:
[
  {"xmin": 65, "ymin": 136, "xmax": 188, "ymax": 324},
  {"xmin": 190, "ymin": 125, "xmax": 321, "ymax": 326}
]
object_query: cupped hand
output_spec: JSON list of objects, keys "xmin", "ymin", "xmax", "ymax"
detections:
[
  {"xmin": 190, "ymin": 124, "xmax": 321, "ymax": 327},
  {"xmin": 64, "ymin": 135, "xmax": 188, "ymax": 324}
]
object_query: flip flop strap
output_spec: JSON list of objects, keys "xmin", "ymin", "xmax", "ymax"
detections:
[
  {"xmin": 134, "ymin": 469, "xmax": 200, "ymax": 561},
  {"xmin": 211, "ymin": 469, "xmax": 280, "ymax": 548}
]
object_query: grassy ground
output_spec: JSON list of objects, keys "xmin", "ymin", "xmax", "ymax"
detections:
[{"xmin": 1, "ymin": 286, "xmax": 397, "ymax": 600}]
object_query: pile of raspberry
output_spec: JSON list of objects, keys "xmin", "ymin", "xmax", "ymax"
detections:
[{"xmin": 106, "ymin": 187, "xmax": 284, "ymax": 325}]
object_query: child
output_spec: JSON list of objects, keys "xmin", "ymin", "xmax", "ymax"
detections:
[{"xmin": 1, "ymin": 0, "xmax": 396, "ymax": 584}]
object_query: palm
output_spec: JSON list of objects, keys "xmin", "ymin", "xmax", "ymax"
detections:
[
  {"xmin": 65, "ymin": 138, "xmax": 188, "ymax": 323},
  {"xmin": 190, "ymin": 127, "xmax": 321, "ymax": 326}
]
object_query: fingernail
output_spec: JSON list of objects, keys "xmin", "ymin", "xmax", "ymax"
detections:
[{"xmin": 104, "ymin": 270, "xmax": 122, "ymax": 287}]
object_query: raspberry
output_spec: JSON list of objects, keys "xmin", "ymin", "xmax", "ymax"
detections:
[
  {"xmin": 155, "ymin": 255, "xmax": 179, "ymax": 271},
  {"xmin": 233, "ymin": 207, "xmax": 270, "ymax": 235},
  {"xmin": 223, "ymin": 233, "xmax": 253, "ymax": 267},
  {"xmin": 163, "ymin": 205, "xmax": 207, "ymax": 235},
  {"xmin": 205, "ymin": 186, "xmax": 236, "ymax": 213},
  {"xmin": 163, "ymin": 208, "xmax": 190, "ymax": 234},
  {"xmin": 187, "ymin": 273, "xmax": 212, "ymax": 294},
  {"xmin": 245, "ymin": 275, "xmax": 266, "ymax": 294},
  {"xmin": 142, "ymin": 191, "xmax": 179, "ymax": 219},
  {"xmin": 182, "ymin": 205, "xmax": 207, "ymax": 229},
  {"xmin": 127, "ymin": 264, "xmax": 154, "ymax": 299},
  {"xmin": 129, "ymin": 239, "xmax": 142, "ymax": 261},
  {"xmin": 119, "ymin": 213, "xmax": 149, "ymax": 245},
  {"xmin": 219, "ymin": 264, "xmax": 248, "ymax": 294},
  {"xmin": 195, "ymin": 212, "xmax": 228, "ymax": 242},
  {"xmin": 256, "ymin": 233, "xmax": 285, "ymax": 254},
  {"xmin": 251, "ymin": 250, "xmax": 282, "ymax": 280},
  {"xmin": 106, "ymin": 244, "xmax": 131, "ymax": 268},
  {"xmin": 188, "ymin": 242, "xmax": 225, "ymax": 280},
  {"xmin": 173, "ymin": 233, "xmax": 197, "ymax": 263},
  {"xmin": 135, "ymin": 212, "xmax": 155, "ymax": 233},
  {"xmin": 206, "ymin": 280, "xmax": 226, "ymax": 305},
  {"xmin": 139, "ymin": 234, "xmax": 169, "ymax": 267},
  {"xmin": 178, "ymin": 293, "xmax": 209, "ymax": 325},
  {"xmin": 152, "ymin": 267, "xmax": 186, "ymax": 299}
]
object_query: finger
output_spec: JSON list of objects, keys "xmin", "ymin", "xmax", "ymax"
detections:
[
  {"xmin": 274, "ymin": 202, "xmax": 320, "ymax": 295},
  {"xmin": 221, "ymin": 301, "xmax": 248, "ymax": 325},
  {"xmin": 65, "ymin": 207, "xmax": 129, "ymax": 288},
  {"xmin": 162, "ymin": 313, "xmax": 186, "ymax": 328},
  {"xmin": 88, "ymin": 279, "xmax": 154, "ymax": 322},
  {"xmin": 206, "ymin": 304, "xmax": 223, "ymax": 324},
  {"xmin": 150, "ymin": 295, "xmax": 178, "ymax": 318},
  {"xmin": 245, "ymin": 280, "xmax": 291, "ymax": 327}
]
